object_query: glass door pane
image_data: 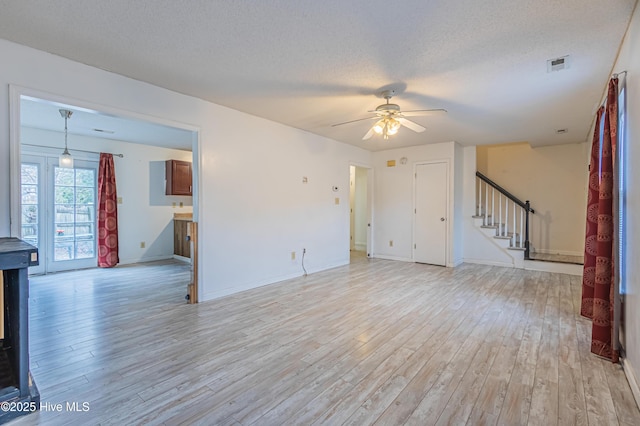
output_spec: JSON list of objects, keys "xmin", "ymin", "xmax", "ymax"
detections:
[
  {"xmin": 47, "ymin": 157, "xmax": 98, "ymax": 272},
  {"xmin": 21, "ymin": 157, "xmax": 45, "ymax": 275},
  {"xmin": 53, "ymin": 166, "xmax": 96, "ymax": 262},
  {"xmin": 21, "ymin": 163, "xmax": 39, "ymax": 248}
]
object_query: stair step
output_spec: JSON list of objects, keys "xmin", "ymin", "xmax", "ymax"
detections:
[
  {"xmin": 508, "ymin": 247, "xmax": 525, "ymax": 251},
  {"xmin": 494, "ymin": 236, "xmax": 512, "ymax": 240}
]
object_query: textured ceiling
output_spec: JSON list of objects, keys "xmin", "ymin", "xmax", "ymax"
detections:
[{"xmin": 0, "ymin": 0, "xmax": 636, "ymax": 151}]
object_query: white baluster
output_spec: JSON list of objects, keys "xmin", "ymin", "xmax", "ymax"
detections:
[
  {"xmin": 520, "ymin": 208, "xmax": 524, "ymax": 248},
  {"xmin": 513, "ymin": 202, "xmax": 517, "ymax": 245},
  {"xmin": 505, "ymin": 198, "xmax": 509, "ymax": 241},
  {"xmin": 477, "ymin": 178, "xmax": 482, "ymax": 216},
  {"xmin": 484, "ymin": 184, "xmax": 488, "ymax": 224},
  {"xmin": 499, "ymin": 193, "xmax": 503, "ymax": 236},
  {"xmin": 491, "ymin": 188, "xmax": 495, "ymax": 226}
]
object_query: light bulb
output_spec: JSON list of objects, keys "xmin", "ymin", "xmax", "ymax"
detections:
[
  {"xmin": 388, "ymin": 118, "xmax": 401, "ymax": 132},
  {"xmin": 59, "ymin": 151, "xmax": 74, "ymax": 168},
  {"xmin": 373, "ymin": 120, "xmax": 385, "ymax": 134}
]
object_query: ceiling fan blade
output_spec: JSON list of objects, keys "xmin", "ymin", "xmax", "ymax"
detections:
[
  {"xmin": 362, "ymin": 127, "xmax": 375, "ymax": 140},
  {"xmin": 401, "ymin": 108, "xmax": 447, "ymax": 116},
  {"xmin": 331, "ymin": 116, "xmax": 377, "ymax": 127},
  {"xmin": 398, "ymin": 118, "xmax": 426, "ymax": 133}
]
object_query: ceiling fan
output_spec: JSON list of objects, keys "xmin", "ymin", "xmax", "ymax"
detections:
[{"xmin": 332, "ymin": 90, "xmax": 447, "ymax": 140}]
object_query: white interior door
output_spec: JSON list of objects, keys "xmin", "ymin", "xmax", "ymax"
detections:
[{"xmin": 414, "ymin": 162, "xmax": 448, "ymax": 266}]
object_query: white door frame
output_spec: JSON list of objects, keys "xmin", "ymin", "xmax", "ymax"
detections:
[
  {"xmin": 9, "ymin": 86, "xmax": 201, "ymax": 296},
  {"xmin": 349, "ymin": 162, "xmax": 374, "ymax": 258},
  {"xmin": 412, "ymin": 159, "xmax": 451, "ymax": 266},
  {"xmin": 19, "ymin": 154, "xmax": 46, "ymax": 275}
]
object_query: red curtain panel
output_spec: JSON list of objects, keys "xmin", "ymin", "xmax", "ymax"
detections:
[
  {"xmin": 581, "ymin": 106, "xmax": 604, "ymax": 319},
  {"xmin": 581, "ymin": 78, "xmax": 618, "ymax": 362},
  {"xmin": 97, "ymin": 153, "xmax": 119, "ymax": 268}
]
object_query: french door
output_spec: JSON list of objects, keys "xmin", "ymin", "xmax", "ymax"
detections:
[{"xmin": 21, "ymin": 155, "xmax": 98, "ymax": 274}]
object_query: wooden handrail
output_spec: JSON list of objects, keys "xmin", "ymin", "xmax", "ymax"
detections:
[{"xmin": 476, "ymin": 171, "xmax": 535, "ymax": 214}]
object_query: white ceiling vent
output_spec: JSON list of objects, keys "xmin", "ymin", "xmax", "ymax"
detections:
[{"xmin": 547, "ymin": 55, "xmax": 571, "ymax": 72}]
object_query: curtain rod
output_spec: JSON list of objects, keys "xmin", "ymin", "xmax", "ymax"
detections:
[
  {"xmin": 597, "ymin": 71, "xmax": 628, "ymax": 108},
  {"xmin": 22, "ymin": 143, "xmax": 124, "ymax": 158}
]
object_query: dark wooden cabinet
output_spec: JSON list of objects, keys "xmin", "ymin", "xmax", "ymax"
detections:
[
  {"xmin": 166, "ymin": 160, "xmax": 192, "ymax": 196},
  {"xmin": 174, "ymin": 218, "xmax": 191, "ymax": 258}
]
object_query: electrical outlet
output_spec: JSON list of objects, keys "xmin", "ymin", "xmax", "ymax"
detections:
[
  {"xmin": 389, "ymin": 240, "xmax": 393, "ymax": 247},
  {"xmin": 303, "ymin": 248, "xmax": 306, "ymax": 254},
  {"xmin": 117, "ymin": 197, "xmax": 123, "ymax": 204},
  {"xmin": 140, "ymin": 242, "xmax": 146, "ymax": 248},
  {"xmin": 172, "ymin": 202, "xmax": 176, "ymax": 208},
  {"xmin": 335, "ymin": 197, "xmax": 340, "ymax": 205},
  {"xmin": 179, "ymin": 202, "xmax": 184, "ymax": 208},
  {"xmin": 291, "ymin": 251, "xmax": 296, "ymax": 260}
]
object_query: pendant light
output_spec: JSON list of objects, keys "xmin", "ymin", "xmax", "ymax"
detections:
[{"xmin": 59, "ymin": 109, "xmax": 74, "ymax": 169}]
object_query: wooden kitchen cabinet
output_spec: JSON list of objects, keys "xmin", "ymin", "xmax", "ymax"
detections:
[
  {"xmin": 166, "ymin": 159, "xmax": 192, "ymax": 196},
  {"xmin": 173, "ymin": 214, "xmax": 192, "ymax": 258}
]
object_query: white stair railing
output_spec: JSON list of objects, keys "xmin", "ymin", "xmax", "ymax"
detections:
[{"xmin": 475, "ymin": 172, "xmax": 534, "ymax": 258}]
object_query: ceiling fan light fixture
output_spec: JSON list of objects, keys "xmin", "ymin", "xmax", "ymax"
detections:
[
  {"xmin": 387, "ymin": 118, "xmax": 400, "ymax": 133},
  {"xmin": 373, "ymin": 120, "xmax": 385, "ymax": 134}
]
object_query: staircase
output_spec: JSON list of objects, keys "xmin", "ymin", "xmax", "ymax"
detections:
[{"xmin": 472, "ymin": 172, "xmax": 582, "ymax": 275}]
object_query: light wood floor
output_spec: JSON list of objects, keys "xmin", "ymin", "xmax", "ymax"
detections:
[{"xmin": 8, "ymin": 257, "xmax": 640, "ymax": 425}]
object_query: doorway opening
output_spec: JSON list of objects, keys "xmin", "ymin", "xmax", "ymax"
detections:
[
  {"xmin": 10, "ymin": 88, "xmax": 200, "ymax": 300},
  {"xmin": 349, "ymin": 164, "xmax": 373, "ymax": 261}
]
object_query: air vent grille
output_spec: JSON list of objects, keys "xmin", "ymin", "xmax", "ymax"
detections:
[{"xmin": 547, "ymin": 55, "xmax": 571, "ymax": 72}]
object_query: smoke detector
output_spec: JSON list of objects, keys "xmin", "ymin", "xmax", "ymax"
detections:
[{"xmin": 547, "ymin": 55, "xmax": 571, "ymax": 72}]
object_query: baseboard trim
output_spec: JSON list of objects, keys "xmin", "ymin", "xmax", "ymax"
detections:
[
  {"xmin": 202, "ymin": 259, "xmax": 349, "ymax": 301},
  {"xmin": 372, "ymin": 254, "xmax": 413, "ymax": 262},
  {"xmin": 449, "ymin": 258, "xmax": 464, "ymax": 267},
  {"xmin": 621, "ymin": 357, "xmax": 640, "ymax": 410},
  {"xmin": 530, "ymin": 248, "xmax": 583, "ymax": 257},
  {"xmin": 118, "ymin": 254, "xmax": 174, "ymax": 265},
  {"xmin": 462, "ymin": 258, "xmax": 515, "ymax": 268},
  {"xmin": 523, "ymin": 259, "xmax": 582, "ymax": 276}
]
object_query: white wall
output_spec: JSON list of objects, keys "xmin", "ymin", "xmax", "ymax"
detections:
[
  {"xmin": 461, "ymin": 146, "xmax": 520, "ymax": 267},
  {"xmin": 372, "ymin": 142, "xmax": 457, "ymax": 265},
  {"xmin": 477, "ymin": 142, "xmax": 588, "ymax": 256},
  {"xmin": 21, "ymin": 127, "xmax": 192, "ymax": 265},
  {"xmin": 354, "ymin": 167, "xmax": 368, "ymax": 250},
  {"xmin": 453, "ymin": 143, "xmax": 465, "ymax": 266},
  {"xmin": 0, "ymin": 39, "xmax": 372, "ymax": 301},
  {"xmin": 612, "ymin": 2, "xmax": 640, "ymax": 404}
]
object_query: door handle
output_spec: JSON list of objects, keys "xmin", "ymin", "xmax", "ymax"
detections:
[{"xmin": 440, "ymin": 217, "xmax": 446, "ymax": 221}]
